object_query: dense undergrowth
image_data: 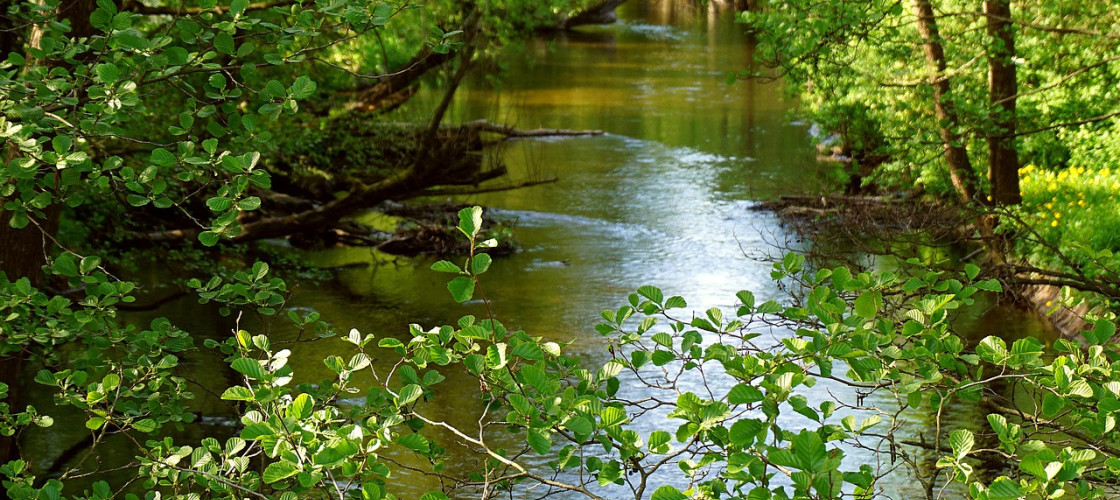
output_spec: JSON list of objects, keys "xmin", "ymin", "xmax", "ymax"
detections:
[{"xmin": 1016, "ymin": 164, "xmax": 1120, "ymax": 271}]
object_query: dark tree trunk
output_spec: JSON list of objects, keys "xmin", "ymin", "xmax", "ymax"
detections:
[
  {"xmin": 0, "ymin": 196, "xmax": 61, "ymax": 487},
  {"xmin": 912, "ymin": 0, "xmax": 978, "ymax": 204},
  {"xmin": 349, "ymin": 49, "xmax": 454, "ymax": 112},
  {"xmin": 985, "ymin": 0, "xmax": 1020, "ymax": 205},
  {"xmin": 0, "ymin": 0, "xmax": 20, "ymax": 57},
  {"xmin": 0, "ymin": 0, "xmax": 99, "ymax": 471}
]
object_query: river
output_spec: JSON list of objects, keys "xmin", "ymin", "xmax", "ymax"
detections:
[{"xmin": 24, "ymin": 1, "xmax": 1049, "ymax": 498}]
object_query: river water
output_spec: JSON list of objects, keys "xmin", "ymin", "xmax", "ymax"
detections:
[
  {"xmin": 25, "ymin": 1, "xmax": 1049, "ymax": 498},
  {"xmin": 296, "ymin": 1, "xmax": 1046, "ymax": 497}
]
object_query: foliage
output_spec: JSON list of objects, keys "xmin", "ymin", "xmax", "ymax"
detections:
[
  {"xmin": 741, "ymin": 0, "xmax": 1120, "ymax": 198},
  {"xmin": 1015, "ymin": 164, "xmax": 1120, "ymax": 269},
  {"xmin": 4, "ymin": 207, "xmax": 1120, "ymax": 499}
]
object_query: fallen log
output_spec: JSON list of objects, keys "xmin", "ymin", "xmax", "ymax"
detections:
[{"xmin": 461, "ymin": 119, "xmax": 604, "ymax": 138}]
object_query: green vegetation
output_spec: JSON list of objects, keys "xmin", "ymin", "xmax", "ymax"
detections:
[
  {"xmin": 2, "ymin": 0, "xmax": 1120, "ymax": 499},
  {"xmin": 743, "ymin": 1, "xmax": 1120, "ymax": 309},
  {"xmin": 1016, "ymin": 165, "xmax": 1120, "ymax": 272}
]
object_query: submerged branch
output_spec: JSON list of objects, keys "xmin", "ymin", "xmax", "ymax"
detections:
[{"xmin": 461, "ymin": 119, "xmax": 604, "ymax": 138}]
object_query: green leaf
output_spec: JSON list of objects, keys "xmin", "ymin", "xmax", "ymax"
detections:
[
  {"xmin": 229, "ymin": 0, "xmax": 249, "ymax": 15},
  {"xmin": 101, "ymin": 373, "xmax": 120, "ymax": 391},
  {"xmin": 133, "ymin": 418, "xmax": 158, "ymax": 433},
  {"xmin": 207, "ymin": 196, "xmax": 232, "ymax": 212},
  {"xmin": 949, "ymin": 429, "xmax": 974, "ymax": 460},
  {"xmin": 126, "ymin": 194, "xmax": 149, "ymax": 207},
  {"xmin": 650, "ymin": 485, "xmax": 688, "ymax": 500},
  {"xmin": 9, "ymin": 213, "xmax": 28, "ymax": 229},
  {"xmin": 457, "ymin": 206, "xmax": 483, "ymax": 238},
  {"xmin": 287, "ymin": 393, "xmax": 313, "ymax": 419},
  {"xmin": 651, "ymin": 333, "xmax": 673, "ymax": 348},
  {"xmin": 396, "ymin": 384, "xmax": 423, "ymax": 406},
  {"xmin": 237, "ymin": 197, "xmax": 261, "ymax": 211},
  {"xmin": 80, "ymin": 256, "xmax": 101, "ymax": 274},
  {"xmin": 791, "ymin": 430, "xmax": 826, "ymax": 472},
  {"xmin": 214, "ymin": 32, "xmax": 235, "ymax": 54},
  {"xmin": 447, "ymin": 276, "xmax": 475, "ymax": 303},
  {"xmin": 263, "ymin": 461, "xmax": 299, "ymax": 483},
  {"xmin": 150, "ymin": 148, "xmax": 176, "ymax": 166},
  {"xmin": 230, "ymin": 358, "xmax": 266, "ymax": 379},
  {"xmin": 208, "ymin": 73, "xmax": 226, "ymax": 89},
  {"xmin": 975, "ymin": 279, "xmax": 1003, "ymax": 292},
  {"xmin": 527, "ymin": 428, "xmax": 551, "ymax": 454},
  {"xmin": 986, "ymin": 477, "xmax": 1023, "ymax": 499},
  {"xmin": 648, "ymin": 430, "xmax": 671, "ymax": 452},
  {"xmin": 600, "ymin": 406, "xmax": 626, "ymax": 427},
  {"xmin": 52, "ymin": 255, "xmax": 78, "ymax": 277},
  {"xmin": 1041, "ymin": 392, "xmax": 1065, "ymax": 417},
  {"xmin": 471, "ymin": 254, "xmax": 492, "ymax": 275},
  {"xmin": 736, "ymin": 290, "xmax": 755, "ymax": 311},
  {"xmin": 95, "ymin": 63, "xmax": 119, "ymax": 84},
  {"xmin": 486, "ymin": 344, "xmax": 508, "ymax": 370},
  {"xmin": 289, "ymin": 75, "xmax": 317, "ymax": 99},
  {"xmin": 511, "ymin": 342, "xmax": 543, "ymax": 360},
  {"xmin": 728, "ymin": 384, "xmax": 764, "ymax": 405},
  {"xmin": 1066, "ymin": 379, "xmax": 1093, "ymax": 398},
  {"xmin": 964, "ymin": 263, "xmax": 980, "ymax": 281},
  {"xmin": 221, "ymin": 386, "xmax": 254, "ymax": 401},
  {"xmin": 564, "ymin": 416, "xmax": 593, "ymax": 438},
  {"xmin": 52, "ymin": 135, "xmax": 72, "ymax": 154},
  {"xmin": 651, "ymin": 350, "xmax": 675, "ymax": 366},
  {"xmin": 397, "ymin": 433, "xmax": 429, "ymax": 453},
  {"xmin": 430, "ymin": 260, "xmax": 461, "ymax": 273},
  {"xmin": 755, "ymin": 300, "xmax": 782, "ymax": 314},
  {"xmin": 637, "ymin": 285, "xmax": 664, "ymax": 304},
  {"xmin": 34, "ymin": 370, "xmax": 57, "ymax": 387},
  {"xmin": 854, "ymin": 291, "xmax": 881, "ymax": 319},
  {"xmin": 1086, "ymin": 319, "xmax": 1116, "ymax": 345},
  {"xmin": 976, "ymin": 336, "xmax": 1008, "ymax": 362},
  {"xmin": 198, "ymin": 231, "xmax": 220, "ymax": 247},
  {"xmin": 730, "ymin": 419, "xmax": 763, "ymax": 448},
  {"xmin": 1019, "ymin": 456, "xmax": 1046, "ymax": 478},
  {"xmin": 86, "ymin": 417, "xmax": 106, "ymax": 430}
]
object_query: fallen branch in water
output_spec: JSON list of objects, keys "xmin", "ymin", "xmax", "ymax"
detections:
[{"xmin": 461, "ymin": 119, "xmax": 604, "ymax": 138}]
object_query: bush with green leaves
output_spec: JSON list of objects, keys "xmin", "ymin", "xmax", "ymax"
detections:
[{"xmin": 6, "ymin": 207, "xmax": 1120, "ymax": 499}]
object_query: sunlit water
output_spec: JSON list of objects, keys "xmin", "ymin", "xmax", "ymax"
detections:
[{"xmin": 23, "ymin": 1, "xmax": 1050, "ymax": 498}]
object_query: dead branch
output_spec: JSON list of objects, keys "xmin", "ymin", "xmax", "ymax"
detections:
[{"xmin": 461, "ymin": 119, "xmax": 604, "ymax": 138}]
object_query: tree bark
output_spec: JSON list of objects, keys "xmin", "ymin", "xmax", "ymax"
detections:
[
  {"xmin": 348, "ymin": 48, "xmax": 454, "ymax": 112},
  {"xmin": 912, "ymin": 0, "xmax": 978, "ymax": 204},
  {"xmin": 0, "ymin": 0, "xmax": 99, "ymax": 469},
  {"xmin": 0, "ymin": 0, "xmax": 20, "ymax": 58},
  {"xmin": 985, "ymin": 0, "xmax": 1021, "ymax": 205}
]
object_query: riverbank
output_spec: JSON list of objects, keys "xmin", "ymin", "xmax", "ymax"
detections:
[{"xmin": 757, "ymin": 180, "xmax": 1120, "ymax": 339}]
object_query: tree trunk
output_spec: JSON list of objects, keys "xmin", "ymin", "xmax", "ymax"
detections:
[
  {"xmin": 985, "ymin": 0, "xmax": 1020, "ymax": 205},
  {"xmin": 0, "ymin": 0, "xmax": 19, "ymax": 57},
  {"xmin": 348, "ymin": 48, "xmax": 454, "ymax": 112},
  {"xmin": 912, "ymin": 0, "xmax": 978, "ymax": 204},
  {"xmin": 0, "ymin": 0, "xmax": 99, "ymax": 470}
]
